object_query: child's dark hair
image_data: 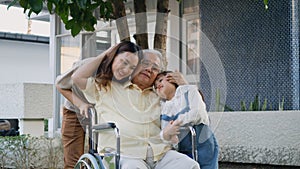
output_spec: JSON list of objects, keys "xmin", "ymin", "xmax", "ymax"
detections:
[
  {"xmin": 95, "ymin": 41, "xmax": 142, "ymax": 90},
  {"xmin": 155, "ymin": 71, "xmax": 205, "ymax": 101},
  {"xmin": 155, "ymin": 71, "xmax": 179, "ymax": 88}
]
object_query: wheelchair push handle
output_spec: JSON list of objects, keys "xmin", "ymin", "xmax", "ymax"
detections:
[
  {"xmin": 92, "ymin": 122, "xmax": 117, "ymax": 130},
  {"xmin": 87, "ymin": 107, "xmax": 117, "ymax": 130}
]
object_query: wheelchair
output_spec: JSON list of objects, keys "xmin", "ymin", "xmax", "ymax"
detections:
[
  {"xmin": 74, "ymin": 108, "xmax": 198, "ymax": 169},
  {"xmin": 74, "ymin": 107, "xmax": 120, "ymax": 169}
]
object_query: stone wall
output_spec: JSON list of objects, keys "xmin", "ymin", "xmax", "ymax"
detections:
[{"xmin": 209, "ymin": 111, "xmax": 300, "ymax": 166}]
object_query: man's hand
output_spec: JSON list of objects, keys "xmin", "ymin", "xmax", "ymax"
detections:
[
  {"xmin": 162, "ymin": 120, "xmax": 182, "ymax": 141},
  {"xmin": 166, "ymin": 70, "xmax": 188, "ymax": 85}
]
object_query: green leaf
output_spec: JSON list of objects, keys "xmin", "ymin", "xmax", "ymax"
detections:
[
  {"xmin": 19, "ymin": 0, "xmax": 29, "ymax": 9},
  {"xmin": 105, "ymin": 12, "xmax": 112, "ymax": 20},
  {"xmin": 249, "ymin": 102, "xmax": 253, "ymax": 111},
  {"xmin": 105, "ymin": 1, "xmax": 113, "ymax": 12},
  {"xmin": 76, "ymin": 0, "xmax": 87, "ymax": 10},
  {"xmin": 57, "ymin": 5, "xmax": 70, "ymax": 23},
  {"xmin": 28, "ymin": 9, "xmax": 33, "ymax": 17},
  {"xmin": 224, "ymin": 104, "xmax": 234, "ymax": 112},
  {"xmin": 261, "ymin": 98, "xmax": 267, "ymax": 111},
  {"xmin": 83, "ymin": 22, "xmax": 95, "ymax": 31},
  {"xmin": 88, "ymin": 3, "xmax": 100, "ymax": 10},
  {"xmin": 47, "ymin": 1, "xmax": 53, "ymax": 14},
  {"xmin": 70, "ymin": 3, "xmax": 81, "ymax": 18},
  {"xmin": 7, "ymin": 0, "xmax": 19, "ymax": 10},
  {"xmin": 269, "ymin": 102, "xmax": 273, "ymax": 110},
  {"xmin": 71, "ymin": 23, "xmax": 82, "ymax": 37},
  {"xmin": 83, "ymin": 13, "xmax": 96, "ymax": 31},
  {"xmin": 253, "ymin": 94, "xmax": 260, "ymax": 111},
  {"xmin": 279, "ymin": 97, "xmax": 284, "ymax": 111},
  {"xmin": 29, "ymin": 0, "xmax": 43, "ymax": 14},
  {"xmin": 100, "ymin": 3, "xmax": 105, "ymax": 16},
  {"xmin": 263, "ymin": 0, "xmax": 269, "ymax": 10},
  {"xmin": 241, "ymin": 101, "xmax": 246, "ymax": 111},
  {"xmin": 65, "ymin": 19, "xmax": 75, "ymax": 30}
]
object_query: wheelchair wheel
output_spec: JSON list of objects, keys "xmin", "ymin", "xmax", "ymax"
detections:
[{"xmin": 74, "ymin": 153, "xmax": 105, "ymax": 169}]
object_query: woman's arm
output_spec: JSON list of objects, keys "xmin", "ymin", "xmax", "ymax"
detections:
[
  {"xmin": 56, "ymin": 85, "xmax": 91, "ymax": 118},
  {"xmin": 72, "ymin": 51, "xmax": 108, "ymax": 90},
  {"xmin": 55, "ymin": 60, "xmax": 93, "ymax": 117}
]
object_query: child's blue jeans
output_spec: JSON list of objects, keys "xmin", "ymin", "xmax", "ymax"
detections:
[{"xmin": 178, "ymin": 124, "xmax": 219, "ymax": 169}]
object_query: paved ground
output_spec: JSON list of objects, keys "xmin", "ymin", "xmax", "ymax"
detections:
[{"xmin": 219, "ymin": 162, "xmax": 300, "ymax": 169}]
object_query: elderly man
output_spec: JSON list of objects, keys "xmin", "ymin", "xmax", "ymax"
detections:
[{"xmin": 72, "ymin": 48, "xmax": 200, "ymax": 169}]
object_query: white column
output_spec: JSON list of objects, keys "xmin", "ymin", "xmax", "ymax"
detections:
[{"xmin": 19, "ymin": 119, "xmax": 44, "ymax": 137}]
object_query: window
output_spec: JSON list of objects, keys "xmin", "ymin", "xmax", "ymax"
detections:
[
  {"xmin": 181, "ymin": 0, "xmax": 200, "ymax": 85},
  {"xmin": 186, "ymin": 18, "xmax": 200, "ymax": 74}
]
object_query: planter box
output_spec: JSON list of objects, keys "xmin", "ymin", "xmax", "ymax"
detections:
[{"xmin": 209, "ymin": 111, "xmax": 300, "ymax": 166}]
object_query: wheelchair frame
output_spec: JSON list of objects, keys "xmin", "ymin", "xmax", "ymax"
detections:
[
  {"xmin": 74, "ymin": 108, "xmax": 120, "ymax": 169},
  {"xmin": 187, "ymin": 126, "xmax": 198, "ymax": 162},
  {"xmin": 74, "ymin": 108, "xmax": 198, "ymax": 169}
]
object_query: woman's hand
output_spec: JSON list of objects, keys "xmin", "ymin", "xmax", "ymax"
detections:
[{"xmin": 78, "ymin": 102, "xmax": 93, "ymax": 118}]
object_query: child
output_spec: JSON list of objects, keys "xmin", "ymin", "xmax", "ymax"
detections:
[{"xmin": 154, "ymin": 71, "xmax": 219, "ymax": 169}]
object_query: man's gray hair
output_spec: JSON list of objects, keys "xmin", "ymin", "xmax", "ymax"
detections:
[{"xmin": 142, "ymin": 49, "xmax": 163, "ymax": 66}]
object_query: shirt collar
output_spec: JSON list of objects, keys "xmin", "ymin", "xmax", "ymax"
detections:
[{"xmin": 122, "ymin": 81, "xmax": 154, "ymax": 92}]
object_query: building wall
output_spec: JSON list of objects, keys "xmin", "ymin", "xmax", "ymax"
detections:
[
  {"xmin": 199, "ymin": 0, "xmax": 299, "ymax": 111},
  {"xmin": 0, "ymin": 38, "xmax": 51, "ymax": 84},
  {"xmin": 0, "ymin": 33, "xmax": 51, "ymax": 136}
]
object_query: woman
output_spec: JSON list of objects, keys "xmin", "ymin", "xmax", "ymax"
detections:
[
  {"xmin": 72, "ymin": 41, "xmax": 142, "ymax": 92},
  {"xmin": 56, "ymin": 41, "xmax": 141, "ymax": 168}
]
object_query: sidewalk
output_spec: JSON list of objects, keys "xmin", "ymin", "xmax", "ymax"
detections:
[{"xmin": 219, "ymin": 162, "xmax": 299, "ymax": 169}]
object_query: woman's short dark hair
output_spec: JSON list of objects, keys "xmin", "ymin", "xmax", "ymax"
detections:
[{"xmin": 95, "ymin": 41, "xmax": 142, "ymax": 90}]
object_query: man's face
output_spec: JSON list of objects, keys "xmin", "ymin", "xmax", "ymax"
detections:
[{"xmin": 131, "ymin": 52, "xmax": 161, "ymax": 89}]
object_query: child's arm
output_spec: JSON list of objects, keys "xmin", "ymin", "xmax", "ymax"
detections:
[
  {"xmin": 178, "ymin": 86, "xmax": 209, "ymax": 126},
  {"xmin": 169, "ymin": 135, "xmax": 179, "ymax": 144},
  {"xmin": 161, "ymin": 120, "xmax": 182, "ymax": 142}
]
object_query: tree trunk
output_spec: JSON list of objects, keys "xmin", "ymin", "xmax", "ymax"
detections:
[
  {"xmin": 133, "ymin": 0, "xmax": 149, "ymax": 49},
  {"xmin": 154, "ymin": 0, "xmax": 169, "ymax": 69},
  {"xmin": 110, "ymin": 0, "xmax": 131, "ymax": 42}
]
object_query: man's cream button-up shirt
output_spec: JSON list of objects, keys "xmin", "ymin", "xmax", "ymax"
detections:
[{"xmin": 83, "ymin": 77, "xmax": 171, "ymax": 161}]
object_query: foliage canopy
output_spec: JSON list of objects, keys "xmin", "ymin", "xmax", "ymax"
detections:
[{"xmin": 8, "ymin": 0, "xmax": 269, "ymax": 37}]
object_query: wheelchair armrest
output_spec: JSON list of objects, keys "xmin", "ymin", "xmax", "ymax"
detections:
[
  {"xmin": 180, "ymin": 125, "xmax": 197, "ymax": 162},
  {"xmin": 179, "ymin": 126, "xmax": 196, "ymax": 136},
  {"xmin": 92, "ymin": 122, "xmax": 116, "ymax": 130}
]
